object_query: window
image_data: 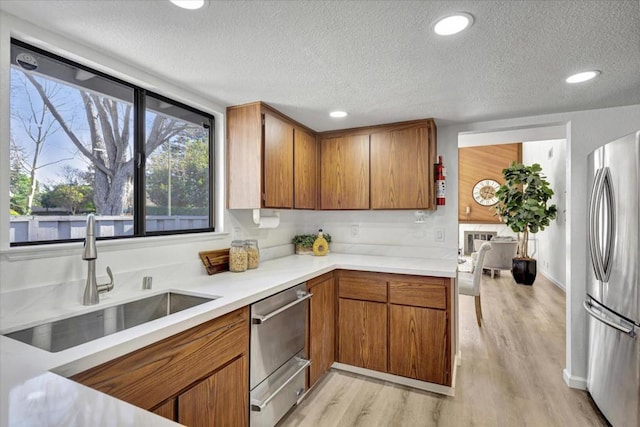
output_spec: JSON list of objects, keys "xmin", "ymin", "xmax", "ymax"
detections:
[{"xmin": 9, "ymin": 40, "xmax": 214, "ymax": 245}]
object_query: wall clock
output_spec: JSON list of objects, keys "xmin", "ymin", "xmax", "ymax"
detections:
[{"xmin": 472, "ymin": 179, "xmax": 501, "ymax": 206}]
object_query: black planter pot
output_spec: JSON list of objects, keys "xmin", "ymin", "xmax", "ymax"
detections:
[{"xmin": 512, "ymin": 258, "xmax": 537, "ymax": 285}]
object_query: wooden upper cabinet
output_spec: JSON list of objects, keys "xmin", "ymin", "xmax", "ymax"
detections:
[
  {"xmin": 263, "ymin": 113, "xmax": 294, "ymax": 208},
  {"xmin": 370, "ymin": 122, "xmax": 435, "ymax": 209},
  {"xmin": 294, "ymin": 128, "xmax": 317, "ymax": 209},
  {"xmin": 227, "ymin": 102, "xmax": 317, "ymax": 209},
  {"xmin": 227, "ymin": 103, "xmax": 263, "ymax": 209},
  {"xmin": 319, "ymin": 134, "xmax": 370, "ymax": 209}
]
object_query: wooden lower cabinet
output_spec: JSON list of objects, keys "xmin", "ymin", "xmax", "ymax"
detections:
[
  {"xmin": 307, "ymin": 273, "xmax": 335, "ymax": 387},
  {"xmin": 178, "ymin": 355, "xmax": 248, "ymax": 427},
  {"xmin": 334, "ymin": 270, "xmax": 453, "ymax": 387},
  {"xmin": 337, "ymin": 298, "xmax": 387, "ymax": 372},
  {"xmin": 72, "ymin": 307, "xmax": 249, "ymax": 427},
  {"xmin": 388, "ymin": 304, "xmax": 448, "ymax": 384}
]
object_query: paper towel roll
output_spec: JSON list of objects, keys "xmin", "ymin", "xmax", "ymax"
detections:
[
  {"xmin": 253, "ymin": 209, "xmax": 280, "ymax": 228},
  {"xmin": 257, "ymin": 216, "xmax": 279, "ymax": 228}
]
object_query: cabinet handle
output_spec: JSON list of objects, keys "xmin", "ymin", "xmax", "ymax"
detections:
[
  {"xmin": 252, "ymin": 292, "xmax": 312, "ymax": 324},
  {"xmin": 584, "ymin": 299, "xmax": 636, "ymax": 338},
  {"xmin": 250, "ymin": 357, "xmax": 311, "ymax": 411}
]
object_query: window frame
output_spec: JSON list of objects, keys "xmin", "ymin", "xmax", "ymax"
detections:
[{"xmin": 9, "ymin": 39, "xmax": 215, "ymax": 247}]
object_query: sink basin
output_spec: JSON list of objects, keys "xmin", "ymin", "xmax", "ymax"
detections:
[{"xmin": 3, "ymin": 291, "xmax": 218, "ymax": 353}]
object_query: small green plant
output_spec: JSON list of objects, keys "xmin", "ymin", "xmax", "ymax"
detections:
[
  {"xmin": 495, "ymin": 162, "xmax": 557, "ymax": 259},
  {"xmin": 292, "ymin": 233, "xmax": 332, "ymax": 248}
]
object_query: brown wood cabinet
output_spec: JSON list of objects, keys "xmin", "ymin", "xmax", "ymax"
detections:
[
  {"xmin": 388, "ymin": 304, "xmax": 448, "ymax": 384},
  {"xmin": 319, "ymin": 134, "xmax": 370, "ymax": 209},
  {"xmin": 263, "ymin": 113, "xmax": 294, "ymax": 208},
  {"xmin": 72, "ymin": 307, "xmax": 250, "ymax": 426},
  {"xmin": 338, "ymin": 298, "xmax": 387, "ymax": 372},
  {"xmin": 370, "ymin": 122, "xmax": 436, "ymax": 209},
  {"xmin": 227, "ymin": 102, "xmax": 316, "ymax": 209},
  {"xmin": 318, "ymin": 119, "xmax": 437, "ymax": 210},
  {"xmin": 178, "ymin": 355, "xmax": 248, "ymax": 427},
  {"xmin": 335, "ymin": 270, "xmax": 453, "ymax": 386},
  {"xmin": 294, "ymin": 128, "xmax": 317, "ymax": 209},
  {"xmin": 307, "ymin": 272, "xmax": 335, "ymax": 387}
]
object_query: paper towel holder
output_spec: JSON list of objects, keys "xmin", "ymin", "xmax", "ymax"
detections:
[{"xmin": 252, "ymin": 209, "xmax": 280, "ymax": 228}]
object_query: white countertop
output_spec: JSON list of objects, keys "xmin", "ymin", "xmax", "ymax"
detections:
[{"xmin": 0, "ymin": 253, "xmax": 457, "ymax": 427}]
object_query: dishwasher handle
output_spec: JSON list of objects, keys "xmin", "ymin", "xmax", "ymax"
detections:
[
  {"xmin": 251, "ymin": 357, "xmax": 311, "ymax": 411},
  {"xmin": 252, "ymin": 291, "xmax": 312, "ymax": 324}
]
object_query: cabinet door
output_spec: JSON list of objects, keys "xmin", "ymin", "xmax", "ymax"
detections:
[
  {"xmin": 294, "ymin": 128, "xmax": 317, "ymax": 209},
  {"xmin": 308, "ymin": 275, "xmax": 335, "ymax": 387},
  {"xmin": 264, "ymin": 113, "xmax": 293, "ymax": 208},
  {"xmin": 388, "ymin": 305, "xmax": 448, "ymax": 385},
  {"xmin": 370, "ymin": 125, "xmax": 432, "ymax": 209},
  {"xmin": 178, "ymin": 355, "xmax": 248, "ymax": 427},
  {"xmin": 152, "ymin": 398, "xmax": 176, "ymax": 421},
  {"xmin": 338, "ymin": 298, "xmax": 386, "ymax": 372},
  {"xmin": 227, "ymin": 103, "xmax": 263, "ymax": 209},
  {"xmin": 320, "ymin": 135, "xmax": 370, "ymax": 209}
]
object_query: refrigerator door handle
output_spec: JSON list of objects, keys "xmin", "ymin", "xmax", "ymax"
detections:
[
  {"xmin": 601, "ymin": 167, "xmax": 615, "ymax": 282},
  {"xmin": 588, "ymin": 168, "xmax": 605, "ymax": 281},
  {"xmin": 584, "ymin": 299, "xmax": 637, "ymax": 338}
]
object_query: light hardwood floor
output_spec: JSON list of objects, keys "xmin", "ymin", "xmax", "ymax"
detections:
[{"xmin": 280, "ymin": 272, "xmax": 607, "ymax": 427}]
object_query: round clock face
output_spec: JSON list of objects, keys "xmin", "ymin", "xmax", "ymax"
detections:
[{"xmin": 472, "ymin": 179, "xmax": 501, "ymax": 206}]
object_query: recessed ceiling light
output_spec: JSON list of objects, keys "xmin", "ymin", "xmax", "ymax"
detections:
[
  {"xmin": 433, "ymin": 13, "xmax": 474, "ymax": 36},
  {"xmin": 330, "ymin": 111, "xmax": 348, "ymax": 118},
  {"xmin": 170, "ymin": 0, "xmax": 207, "ymax": 10},
  {"xmin": 566, "ymin": 70, "xmax": 600, "ymax": 84}
]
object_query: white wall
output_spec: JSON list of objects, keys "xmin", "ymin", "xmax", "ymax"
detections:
[
  {"xmin": 523, "ymin": 139, "xmax": 567, "ymax": 289},
  {"xmin": 441, "ymin": 104, "xmax": 640, "ymax": 390}
]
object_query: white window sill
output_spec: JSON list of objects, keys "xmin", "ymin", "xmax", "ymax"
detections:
[{"xmin": 1, "ymin": 231, "xmax": 229, "ymax": 262}]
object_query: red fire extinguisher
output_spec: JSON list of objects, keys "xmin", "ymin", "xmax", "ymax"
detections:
[{"xmin": 435, "ymin": 155, "xmax": 446, "ymax": 206}]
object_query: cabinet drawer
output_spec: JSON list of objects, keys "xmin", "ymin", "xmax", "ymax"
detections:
[
  {"xmin": 71, "ymin": 307, "xmax": 249, "ymax": 410},
  {"xmin": 339, "ymin": 277, "xmax": 387, "ymax": 302},
  {"xmin": 389, "ymin": 278, "xmax": 446, "ymax": 309}
]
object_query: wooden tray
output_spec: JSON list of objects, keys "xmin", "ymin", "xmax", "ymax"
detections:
[{"xmin": 199, "ymin": 248, "xmax": 230, "ymax": 275}]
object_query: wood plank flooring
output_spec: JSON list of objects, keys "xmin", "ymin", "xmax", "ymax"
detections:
[{"xmin": 280, "ymin": 272, "xmax": 608, "ymax": 427}]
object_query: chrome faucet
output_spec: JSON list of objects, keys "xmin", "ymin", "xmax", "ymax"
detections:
[{"xmin": 82, "ymin": 214, "xmax": 114, "ymax": 305}]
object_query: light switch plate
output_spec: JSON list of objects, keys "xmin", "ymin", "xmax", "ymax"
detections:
[{"xmin": 434, "ymin": 227, "xmax": 445, "ymax": 242}]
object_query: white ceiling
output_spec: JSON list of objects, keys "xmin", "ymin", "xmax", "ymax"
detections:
[{"xmin": 1, "ymin": 0, "xmax": 639, "ymax": 131}]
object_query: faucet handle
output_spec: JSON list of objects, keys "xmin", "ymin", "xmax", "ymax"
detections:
[
  {"xmin": 97, "ymin": 266, "xmax": 115, "ymax": 294},
  {"xmin": 105, "ymin": 266, "xmax": 113, "ymax": 285}
]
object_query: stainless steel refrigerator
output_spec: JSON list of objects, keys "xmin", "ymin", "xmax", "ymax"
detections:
[{"xmin": 585, "ymin": 130, "xmax": 639, "ymax": 427}]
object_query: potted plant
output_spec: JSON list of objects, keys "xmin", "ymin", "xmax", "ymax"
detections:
[
  {"xmin": 494, "ymin": 162, "xmax": 557, "ymax": 285},
  {"xmin": 292, "ymin": 232, "xmax": 331, "ymax": 255}
]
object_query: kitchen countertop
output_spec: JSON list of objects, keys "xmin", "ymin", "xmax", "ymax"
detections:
[{"xmin": 0, "ymin": 253, "xmax": 457, "ymax": 427}]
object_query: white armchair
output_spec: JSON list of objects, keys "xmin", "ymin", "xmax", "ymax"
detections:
[
  {"xmin": 458, "ymin": 242, "xmax": 492, "ymax": 327},
  {"xmin": 482, "ymin": 239, "xmax": 518, "ymax": 278}
]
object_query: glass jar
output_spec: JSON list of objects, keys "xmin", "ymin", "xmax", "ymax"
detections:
[
  {"xmin": 245, "ymin": 239, "xmax": 260, "ymax": 269},
  {"xmin": 229, "ymin": 240, "xmax": 248, "ymax": 272}
]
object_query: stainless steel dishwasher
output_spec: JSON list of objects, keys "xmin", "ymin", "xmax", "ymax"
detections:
[{"xmin": 250, "ymin": 282, "xmax": 312, "ymax": 427}]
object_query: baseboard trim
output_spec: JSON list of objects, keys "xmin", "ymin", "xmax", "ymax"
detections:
[
  {"xmin": 540, "ymin": 270, "xmax": 565, "ymax": 291},
  {"xmin": 331, "ymin": 362, "xmax": 455, "ymax": 397},
  {"xmin": 563, "ymin": 368, "xmax": 587, "ymax": 390}
]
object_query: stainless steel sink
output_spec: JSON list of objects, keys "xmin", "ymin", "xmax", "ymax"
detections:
[{"xmin": 3, "ymin": 291, "xmax": 218, "ymax": 353}]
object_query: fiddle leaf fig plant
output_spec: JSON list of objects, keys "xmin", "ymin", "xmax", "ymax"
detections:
[{"xmin": 494, "ymin": 162, "xmax": 557, "ymax": 259}]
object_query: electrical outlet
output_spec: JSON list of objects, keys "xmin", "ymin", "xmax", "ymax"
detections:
[
  {"xmin": 233, "ymin": 226, "xmax": 241, "ymax": 239},
  {"xmin": 351, "ymin": 224, "xmax": 360, "ymax": 238},
  {"xmin": 434, "ymin": 227, "xmax": 445, "ymax": 242}
]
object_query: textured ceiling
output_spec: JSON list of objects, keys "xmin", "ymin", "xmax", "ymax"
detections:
[{"xmin": 1, "ymin": 0, "xmax": 639, "ymax": 131}]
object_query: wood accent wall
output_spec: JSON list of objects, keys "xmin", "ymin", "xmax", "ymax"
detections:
[{"xmin": 458, "ymin": 143, "xmax": 522, "ymax": 223}]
